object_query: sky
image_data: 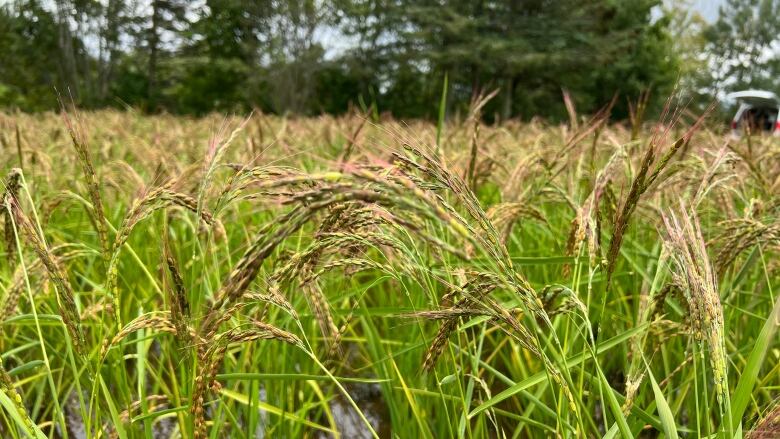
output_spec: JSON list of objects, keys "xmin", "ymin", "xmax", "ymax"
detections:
[{"xmin": 690, "ymin": 0, "xmax": 724, "ymax": 22}]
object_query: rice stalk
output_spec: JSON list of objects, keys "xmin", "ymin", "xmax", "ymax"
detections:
[
  {"xmin": 106, "ymin": 184, "xmax": 220, "ymax": 326},
  {"xmin": 163, "ymin": 237, "xmax": 191, "ymax": 348},
  {"xmin": 338, "ymin": 113, "xmax": 369, "ymax": 167},
  {"xmin": 418, "ymin": 275, "xmax": 498, "ymax": 370},
  {"xmin": 198, "ymin": 114, "xmax": 252, "ymax": 213},
  {"xmin": 691, "ymin": 146, "xmax": 739, "ymax": 208},
  {"xmin": 595, "ymin": 108, "xmax": 706, "ymax": 336},
  {"xmin": 6, "ymin": 197, "xmax": 85, "ymax": 352},
  {"xmin": 0, "ymin": 246, "xmax": 82, "ymax": 324},
  {"xmin": 713, "ymin": 218, "xmax": 780, "ymax": 276},
  {"xmin": 464, "ymin": 90, "xmax": 498, "ymax": 191},
  {"xmin": 191, "ymin": 320, "xmax": 301, "ymax": 439},
  {"xmin": 747, "ymin": 403, "xmax": 780, "ymax": 439},
  {"xmin": 662, "ymin": 204, "xmax": 731, "ymax": 434},
  {"xmin": 0, "ymin": 356, "xmax": 38, "ymax": 436},
  {"xmin": 2, "ymin": 168, "xmax": 22, "ymax": 268},
  {"xmin": 61, "ymin": 107, "xmax": 110, "ymax": 263},
  {"xmin": 565, "ymin": 144, "xmax": 626, "ymax": 270},
  {"xmin": 101, "ymin": 312, "xmax": 177, "ymax": 358}
]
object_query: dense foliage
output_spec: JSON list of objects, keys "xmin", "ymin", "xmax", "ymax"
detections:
[
  {"xmin": 0, "ymin": 0, "xmax": 683, "ymax": 119},
  {"xmin": 702, "ymin": 0, "xmax": 780, "ymax": 93}
]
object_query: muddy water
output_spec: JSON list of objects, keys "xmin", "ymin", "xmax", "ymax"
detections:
[{"xmin": 315, "ymin": 382, "xmax": 391, "ymax": 439}]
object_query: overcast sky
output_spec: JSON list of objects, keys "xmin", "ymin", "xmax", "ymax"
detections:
[{"xmin": 690, "ymin": 0, "xmax": 724, "ymax": 22}]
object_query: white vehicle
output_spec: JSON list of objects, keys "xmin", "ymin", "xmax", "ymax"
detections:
[{"xmin": 726, "ymin": 90, "xmax": 780, "ymax": 137}]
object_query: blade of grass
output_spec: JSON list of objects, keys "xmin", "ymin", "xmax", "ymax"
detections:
[
  {"xmin": 99, "ymin": 375, "xmax": 127, "ymax": 439},
  {"xmin": 218, "ymin": 388, "xmax": 334, "ymax": 433},
  {"xmin": 0, "ymin": 390, "xmax": 47, "ymax": 439},
  {"xmin": 643, "ymin": 356, "xmax": 679, "ymax": 439},
  {"xmin": 7, "ymin": 361, "xmax": 45, "ymax": 377},
  {"xmin": 730, "ymin": 291, "xmax": 780, "ymax": 431},
  {"xmin": 470, "ymin": 322, "xmax": 649, "ymax": 417},
  {"xmin": 7, "ymin": 199, "xmax": 68, "ymax": 438},
  {"xmin": 216, "ymin": 373, "xmax": 388, "ymax": 384},
  {"xmin": 595, "ymin": 364, "xmax": 631, "ymax": 438},
  {"xmin": 436, "ymin": 72, "xmax": 448, "ymax": 154}
]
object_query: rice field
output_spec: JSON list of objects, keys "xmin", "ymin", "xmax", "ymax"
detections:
[{"xmin": 0, "ymin": 105, "xmax": 778, "ymax": 438}]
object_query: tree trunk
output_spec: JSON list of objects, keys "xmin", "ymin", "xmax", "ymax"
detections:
[
  {"xmin": 56, "ymin": 0, "xmax": 79, "ymax": 99},
  {"xmin": 502, "ymin": 76, "xmax": 515, "ymax": 121},
  {"xmin": 148, "ymin": 0, "xmax": 160, "ymax": 108},
  {"xmin": 99, "ymin": 0, "xmax": 121, "ymax": 102},
  {"xmin": 470, "ymin": 64, "xmax": 481, "ymax": 103}
]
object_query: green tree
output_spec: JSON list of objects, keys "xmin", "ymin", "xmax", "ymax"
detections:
[
  {"xmin": 0, "ymin": 1, "xmax": 66, "ymax": 110},
  {"xmin": 144, "ymin": 0, "xmax": 189, "ymax": 108},
  {"xmin": 335, "ymin": 0, "xmax": 679, "ymax": 120},
  {"xmin": 581, "ymin": 0, "xmax": 679, "ymax": 118},
  {"xmin": 702, "ymin": 0, "xmax": 780, "ymax": 93},
  {"xmin": 97, "ymin": 0, "xmax": 136, "ymax": 103},
  {"xmin": 166, "ymin": 0, "xmax": 269, "ymax": 113},
  {"xmin": 1, "ymin": 0, "xmax": 680, "ymax": 119},
  {"xmin": 264, "ymin": 0, "xmax": 333, "ymax": 113},
  {"xmin": 665, "ymin": 0, "xmax": 710, "ymax": 109}
]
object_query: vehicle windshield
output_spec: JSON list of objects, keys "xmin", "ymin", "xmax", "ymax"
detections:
[{"xmin": 738, "ymin": 106, "xmax": 779, "ymax": 132}]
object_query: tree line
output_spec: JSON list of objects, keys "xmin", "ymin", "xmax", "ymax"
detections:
[{"xmin": 0, "ymin": 0, "xmax": 777, "ymax": 120}]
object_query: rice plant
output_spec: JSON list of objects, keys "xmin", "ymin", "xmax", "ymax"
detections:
[{"xmin": 0, "ymin": 107, "xmax": 777, "ymax": 438}]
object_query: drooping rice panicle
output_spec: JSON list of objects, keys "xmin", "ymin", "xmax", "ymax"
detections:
[
  {"xmin": 7, "ymin": 197, "xmax": 85, "ymax": 352},
  {"xmin": 2, "ymin": 168, "xmax": 22, "ymax": 268}
]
